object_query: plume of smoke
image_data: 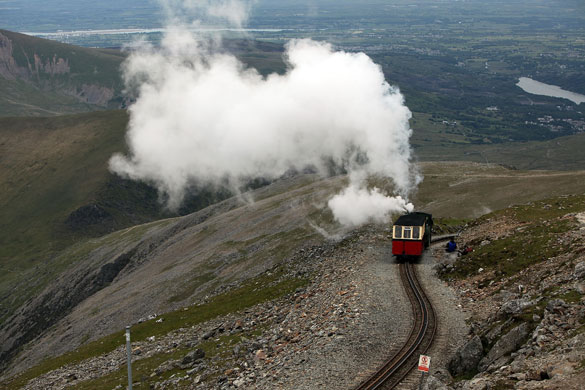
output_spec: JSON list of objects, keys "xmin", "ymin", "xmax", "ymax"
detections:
[
  {"xmin": 328, "ymin": 184, "xmax": 414, "ymax": 228},
  {"xmin": 110, "ymin": 0, "xmax": 420, "ymax": 226}
]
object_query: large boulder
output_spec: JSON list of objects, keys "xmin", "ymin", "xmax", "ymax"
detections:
[
  {"xmin": 448, "ymin": 335, "xmax": 484, "ymax": 376},
  {"xmin": 182, "ymin": 348, "xmax": 205, "ymax": 365},
  {"xmin": 484, "ymin": 318, "xmax": 512, "ymax": 345},
  {"xmin": 546, "ymin": 299, "xmax": 566, "ymax": 313},
  {"xmin": 432, "ymin": 367, "xmax": 453, "ymax": 384},
  {"xmin": 462, "ymin": 378, "xmax": 492, "ymax": 390},
  {"xmin": 423, "ymin": 375, "xmax": 451, "ymax": 390},
  {"xmin": 574, "ymin": 261, "xmax": 585, "ymax": 279},
  {"xmin": 479, "ymin": 322, "xmax": 530, "ymax": 372},
  {"xmin": 499, "ymin": 298, "xmax": 534, "ymax": 317}
]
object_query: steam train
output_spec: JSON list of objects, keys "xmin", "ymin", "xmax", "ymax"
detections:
[{"xmin": 392, "ymin": 212, "xmax": 433, "ymax": 260}]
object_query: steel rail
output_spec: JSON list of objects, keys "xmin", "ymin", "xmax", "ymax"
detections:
[{"xmin": 355, "ymin": 263, "xmax": 437, "ymax": 390}]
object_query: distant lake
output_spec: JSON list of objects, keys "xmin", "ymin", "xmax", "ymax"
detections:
[{"xmin": 516, "ymin": 77, "xmax": 585, "ymax": 105}]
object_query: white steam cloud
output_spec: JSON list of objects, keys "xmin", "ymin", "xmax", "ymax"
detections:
[
  {"xmin": 110, "ymin": 0, "xmax": 420, "ymax": 227},
  {"xmin": 328, "ymin": 185, "xmax": 414, "ymax": 228}
]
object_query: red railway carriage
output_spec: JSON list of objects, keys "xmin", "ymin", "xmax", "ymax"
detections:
[{"xmin": 392, "ymin": 212, "xmax": 433, "ymax": 258}]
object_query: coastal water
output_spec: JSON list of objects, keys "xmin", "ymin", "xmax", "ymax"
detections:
[{"xmin": 516, "ymin": 77, "xmax": 585, "ymax": 105}]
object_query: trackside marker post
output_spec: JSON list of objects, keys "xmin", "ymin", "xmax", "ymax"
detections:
[
  {"xmin": 418, "ymin": 354, "xmax": 431, "ymax": 390},
  {"xmin": 126, "ymin": 326, "xmax": 133, "ymax": 390}
]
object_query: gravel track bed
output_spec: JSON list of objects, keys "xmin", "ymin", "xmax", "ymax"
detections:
[{"xmin": 395, "ymin": 245, "xmax": 469, "ymax": 390}]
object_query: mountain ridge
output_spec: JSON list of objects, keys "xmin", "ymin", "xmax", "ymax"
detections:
[{"xmin": 0, "ymin": 29, "xmax": 125, "ymax": 116}]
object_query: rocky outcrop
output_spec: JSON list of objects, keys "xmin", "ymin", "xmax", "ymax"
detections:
[
  {"xmin": 33, "ymin": 53, "xmax": 70, "ymax": 75},
  {"xmin": 574, "ymin": 261, "xmax": 585, "ymax": 279},
  {"xmin": 478, "ymin": 322, "xmax": 530, "ymax": 372},
  {"xmin": 498, "ymin": 298, "xmax": 535, "ymax": 317},
  {"xmin": 68, "ymin": 84, "xmax": 115, "ymax": 106},
  {"xmin": 448, "ymin": 335, "xmax": 484, "ymax": 376},
  {"xmin": 0, "ymin": 30, "xmax": 120, "ymax": 108},
  {"xmin": 0, "ymin": 32, "xmax": 71, "ymax": 81},
  {"xmin": 423, "ymin": 375, "xmax": 450, "ymax": 390},
  {"xmin": 0, "ymin": 33, "xmax": 27, "ymax": 80}
]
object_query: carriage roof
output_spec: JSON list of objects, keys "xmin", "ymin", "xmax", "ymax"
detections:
[{"xmin": 394, "ymin": 212, "xmax": 433, "ymax": 227}]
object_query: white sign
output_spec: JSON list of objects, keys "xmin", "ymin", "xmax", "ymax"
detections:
[{"xmin": 418, "ymin": 355, "xmax": 431, "ymax": 372}]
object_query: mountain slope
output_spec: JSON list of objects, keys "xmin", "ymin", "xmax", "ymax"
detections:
[
  {"xmin": 0, "ymin": 174, "xmax": 338, "ymax": 378},
  {"xmin": 3, "ymin": 163, "xmax": 585, "ymax": 380},
  {"xmin": 0, "ymin": 111, "xmax": 237, "ymax": 329},
  {"xmin": 0, "ymin": 30, "xmax": 126, "ymax": 116},
  {"xmin": 3, "ymin": 169, "xmax": 585, "ymax": 388}
]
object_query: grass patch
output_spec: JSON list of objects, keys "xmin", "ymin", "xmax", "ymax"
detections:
[
  {"xmin": 1, "ymin": 267, "xmax": 308, "ymax": 389},
  {"xmin": 167, "ymin": 272, "xmax": 216, "ymax": 303},
  {"xmin": 558, "ymin": 290, "xmax": 583, "ymax": 304},
  {"xmin": 74, "ymin": 346, "xmax": 190, "ymax": 390},
  {"xmin": 433, "ymin": 217, "xmax": 470, "ymax": 234},
  {"xmin": 509, "ymin": 196, "xmax": 585, "ymax": 223}
]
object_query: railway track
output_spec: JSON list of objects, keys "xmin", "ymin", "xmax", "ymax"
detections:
[{"xmin": 355, "ymin": 262, "xmax": 437, "ymax": 390}]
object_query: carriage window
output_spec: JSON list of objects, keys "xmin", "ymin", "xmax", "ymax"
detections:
[
  {"xmin": 412, "ymin": 227, "xmax": 420, "ymax": 239},
  {"xmin": 403, "ymin": 227, "xmax": 412, "ymax": 239},
  {"xmin": 393, "ymin": 226, "xmax": 402, "ymax": 239}
]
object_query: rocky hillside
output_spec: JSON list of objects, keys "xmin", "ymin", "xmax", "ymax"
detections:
[
  {"xmin": 432, "ymin": 194, "xmax": 585, "ymax": 389},
  {"xmin": 0, "ymin": 30, "xmax": 125, "ymax": 116},
  {"xmin": 2, "ymin": 165, "xmax": 585, "ymax": 389},
  {"xmin": 0, "ymin": 174, "xmax": 342, "ymax": 380},
  {"xmin": 0, "ymin": 222, "xmax": 467, "ymax": 390}
]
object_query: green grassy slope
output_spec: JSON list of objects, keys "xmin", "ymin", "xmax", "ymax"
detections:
[
  {"xmin": 447, "ymin": 194, "xmax": 585, "ymax": 280},
  {"xmin": 0, "ymin": 111, "xmax": 212, "ymax": 326},
  {"xmin": 0, "ymin": 111, "xmax": 129, "ymax": 320},
  {"xmin": 0, "ymin": 111, "xmax": 127, "ymax": 263},
  {"xmin": 0, "ymin": 77, "xmax": 95, "ymax": 117},
  {"xmin": 0, "ymin": 110, "xmax": 250, "ymax": 326},
  {"xmin": 413, "ymin": 162, "xmax": 585, "ymax": 219}
]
